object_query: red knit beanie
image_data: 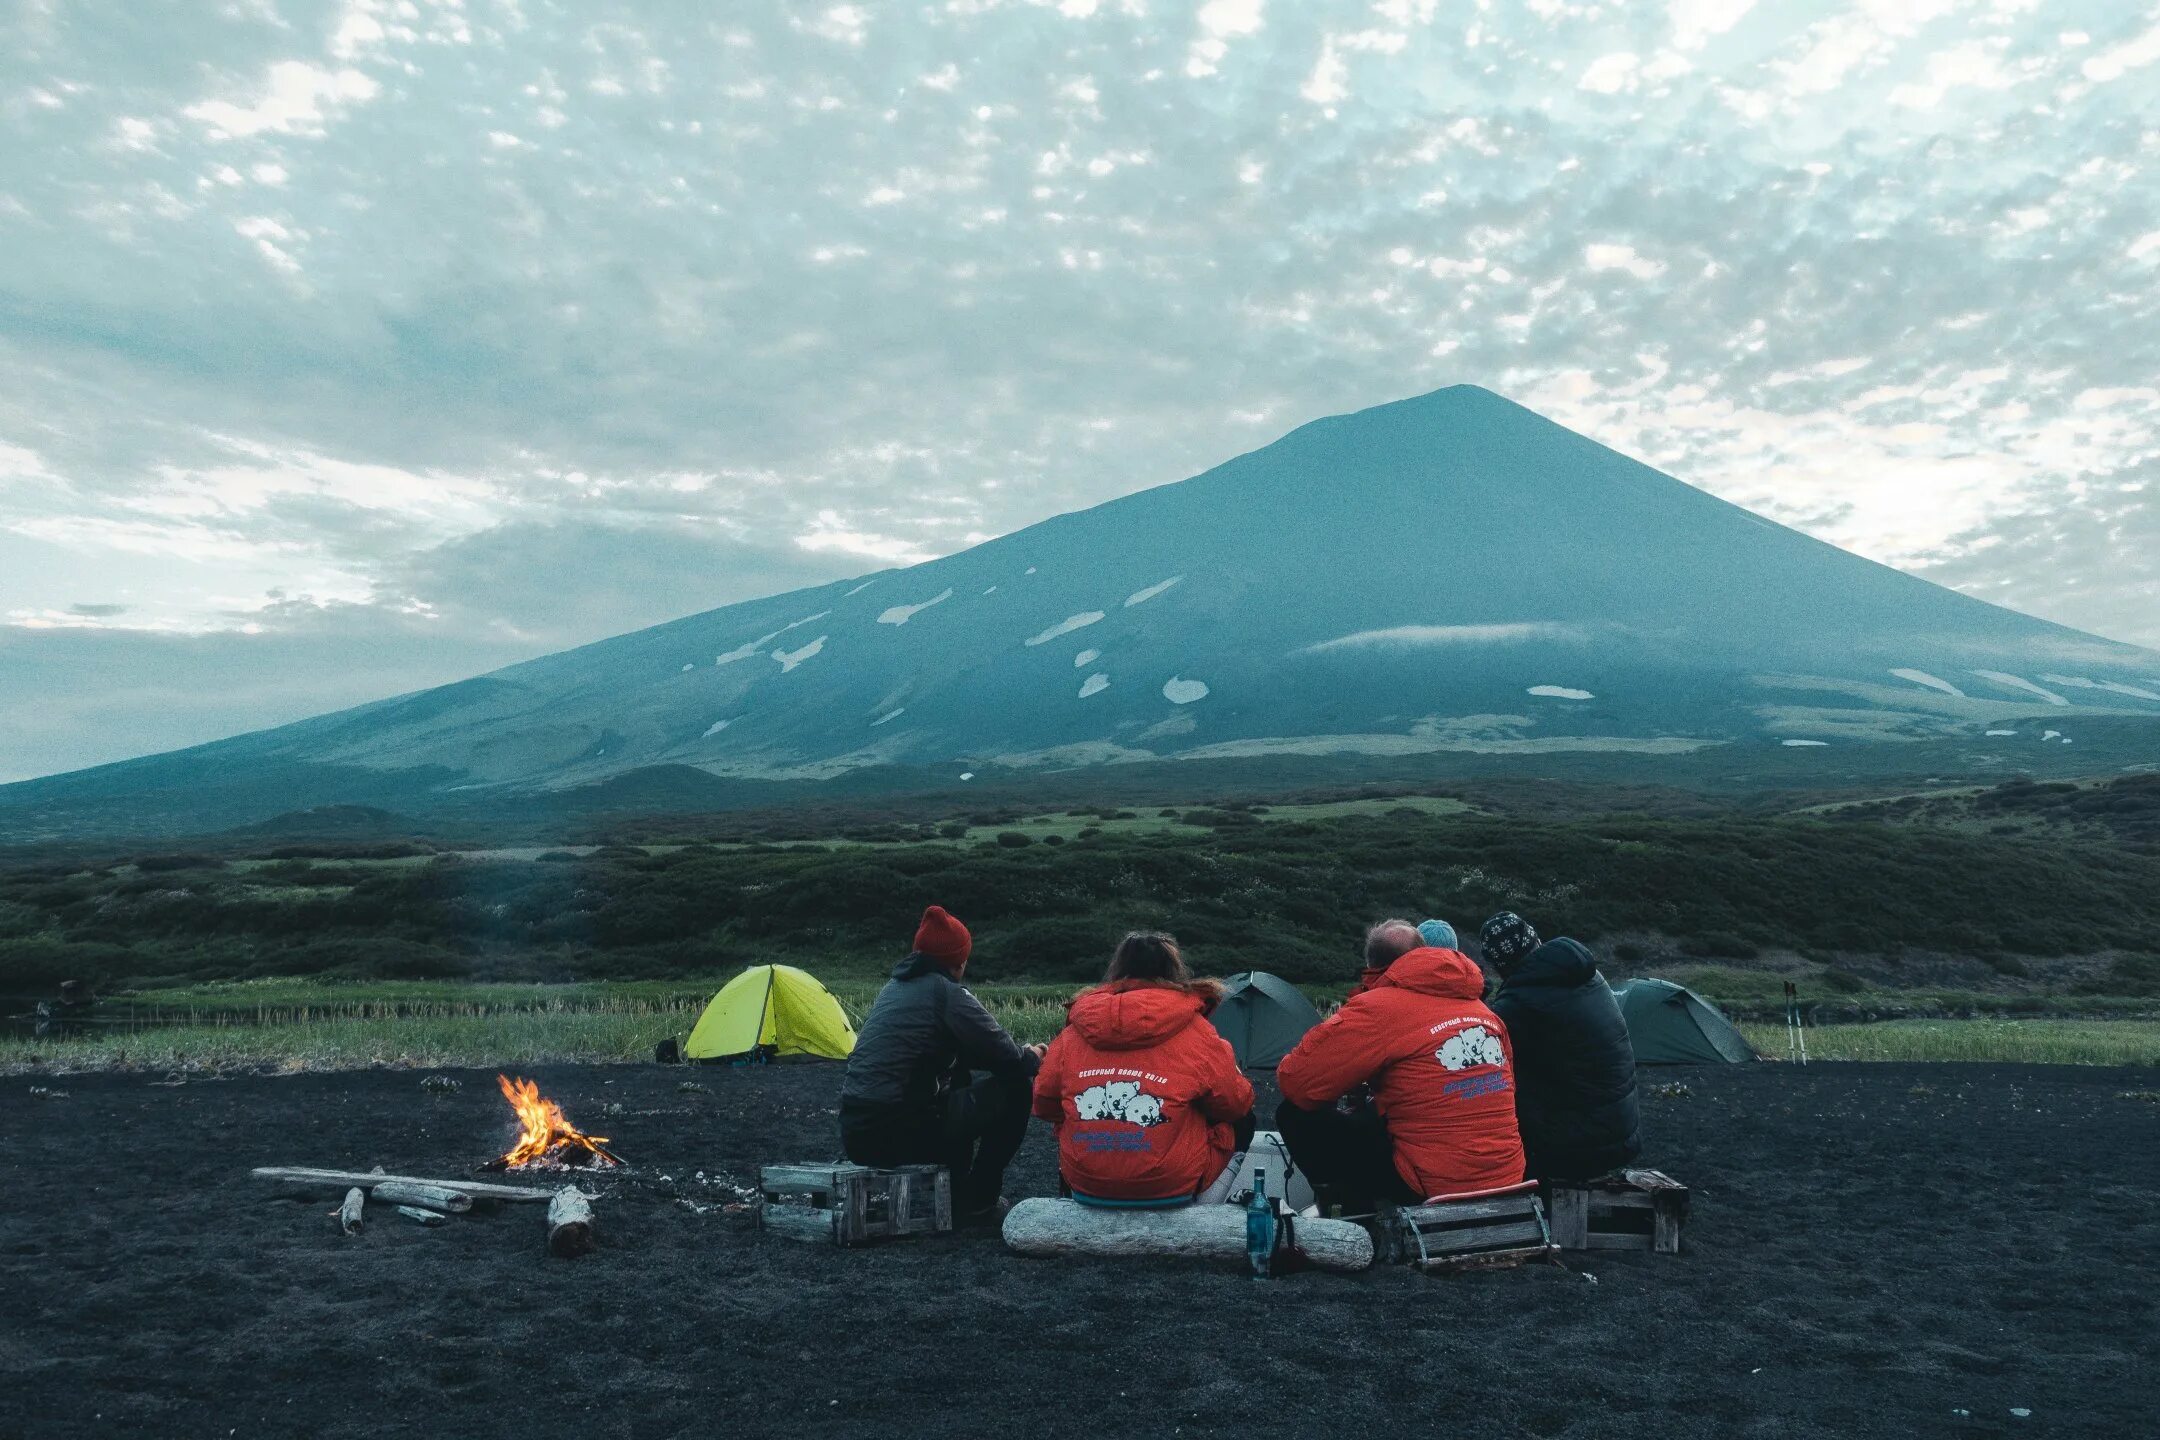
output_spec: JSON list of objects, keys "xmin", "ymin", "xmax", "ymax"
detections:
[{"xmin": 913, "ymin": 905, "xmax": 972, "ymax": 968}]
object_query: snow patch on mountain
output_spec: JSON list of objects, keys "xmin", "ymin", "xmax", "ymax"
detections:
[
  {"xmin": 1891, "ymin": 668, "xmax": 1965, "ymax": 697},
  {"xmin": 716, "ymin": 631, "xmax": 782, "ymax": 665},
  {"xmin": 1308, "ymin": 622, "xmax": 1578, "ymax": 652},
  {"xmin": 1073, "ymin": 648, "xmax": 1100, "ymax": 668},
  {"xmin": 872, "ymin": 708, "xmax": 905, "ymax": 726},
  {"xmin": 1026, "ymin": 612, "xmax": 1105, "ymax": 647},
  {"xmin": 1985, "ymin": 729, "xmax": 2017, "ymax": 736},
  {"xmin": 1163, "ymin": 677, "xmax": 1210, "ymax": 704},
  {"xmin": 1973, "ymin": 670, "xmax": 2069, "ymax": 705},
  {"xmin": 1124, "ymin": 576, "xmax": 1182, "ymax": 608},
  {"xmin": 781, "ymin": 611, "xmax": 830, "ymax": 633},
  {"xmin": 773, "ymin": 637, "xmax": 827, "ymax": 672},
  {"xmin": 877, "ymin": 589, "xmax": 952, "ymax": 626},
  {"xmin": 1079, "ymin": 674, "xmax": 1109, "ymax": 698},
  {"xmin": 702, "ymin": 719, "xmax": 733, "ymax": 737},
  {"xmin": 845, "ymin": 581, "xmax": 876, "ymax": 597},
  {"xmin": 2039, "ymin": 673, "xmax": 2160, "ymax": 702},
  {"xmin": 680, "ymin": 663, "xmax": 693, "ymax": 672},
  {"xmin": 1781, "ymin": 738, "xmax": 1829, "ymax": 747},
  {"xmin": 1528, "ymin": 685, "xmax": 1594, "ymax": 700}
]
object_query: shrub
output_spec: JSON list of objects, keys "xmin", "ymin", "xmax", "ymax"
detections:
[
  {"xmin": 996, "ymin": 832, "xmax": 1034, "ymax": 849},
  {"xmin": 1042, "ymin": 834, "xmax": 1066, "ymax": 847},
  {"xmin": 135, "ymin": 854, "xmax": 225, "ymax": 873}
]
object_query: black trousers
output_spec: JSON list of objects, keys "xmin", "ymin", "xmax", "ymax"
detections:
[
  {"xmin": 840, "ymin": 1071, "xmax": 1032, "ymax": 1216},
  {"xmin": 1275, "ymin": 1097, "xmax": 1419, "ymax": 1212}
]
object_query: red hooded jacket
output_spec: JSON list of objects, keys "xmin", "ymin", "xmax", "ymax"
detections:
[
  {"xmin": 1033, "ymin": 981, "xmax": 1256, "ymax": 1202},
  {"xmin": 1277, "ymin": 947, "xmax": 1525, "ymax": 1198}
]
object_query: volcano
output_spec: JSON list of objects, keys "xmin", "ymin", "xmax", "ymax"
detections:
[{"xmin": 5, "ymin": 385, "xmax": 2157, "ymax": 838}]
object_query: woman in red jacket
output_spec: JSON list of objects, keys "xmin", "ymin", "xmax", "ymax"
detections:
[{"xmin": 1033, "ymin": 932, "xmax": 1257, "ymax": 1205}]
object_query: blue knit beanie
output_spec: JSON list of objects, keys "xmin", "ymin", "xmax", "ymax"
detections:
[{"xmin": 1417, "ymin": 919, "xmax": 1458, "ymax": 950}]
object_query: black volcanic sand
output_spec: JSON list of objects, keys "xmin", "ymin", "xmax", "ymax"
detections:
[{"xmin": 3, "ymin": 1063, "xmax": 2156, "ymax": 1440}]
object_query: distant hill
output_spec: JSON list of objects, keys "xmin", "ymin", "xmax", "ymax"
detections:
[{"xmin": 5, "ymin": 385, "xmax": 2157, "ymax": 841}]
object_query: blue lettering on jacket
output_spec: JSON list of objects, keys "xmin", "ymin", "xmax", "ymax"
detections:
[{"xmin": 1441, "ymin": 1072, "xmax": 1513, "ymax": 1101}]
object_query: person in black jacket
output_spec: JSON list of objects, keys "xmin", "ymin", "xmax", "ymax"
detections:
[
  {"xmin": 1478, "ymin": 912, "xmax": 1642, "ymax": 1181},
  {"xmin": 839, "ymin": 905, "xmax": 1042, "ymax": 1221}
]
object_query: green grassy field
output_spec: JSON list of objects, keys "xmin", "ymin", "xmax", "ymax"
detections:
[{"xmin": 6, "ymin": 978, "xmax": 2156, "ymax": 1072}]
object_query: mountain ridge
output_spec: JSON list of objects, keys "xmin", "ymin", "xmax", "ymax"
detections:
[{"xmin": 5, "ymin": 384, "xmax": 2156, "ymax": 839}]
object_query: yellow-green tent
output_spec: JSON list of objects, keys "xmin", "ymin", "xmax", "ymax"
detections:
[{"xmin": 684, "ymin": 964, "xmax": 856, "ymax": 1063}]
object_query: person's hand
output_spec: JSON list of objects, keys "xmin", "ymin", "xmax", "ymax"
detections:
[{"xmin": 1025, "ymin": 1043, "xmax": 1048, "ymax": 1059}]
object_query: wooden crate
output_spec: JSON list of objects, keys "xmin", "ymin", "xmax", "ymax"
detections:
[
  {"xmin": 1387, "ymin": 1183, "xmax": 1557, "ymax": 1272},
  {"xmin": 757, "ymin": 1163, "xmax": 952, "ymax": 1247},
  {"xmin": 1545, "ymin": 1169, "xmax": 1689, "ymax": 1255}
]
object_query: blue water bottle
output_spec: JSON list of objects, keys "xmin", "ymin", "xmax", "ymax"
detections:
[{"xmin": 1246, "ymin": 1166, "xmax": 1276, "ymax": 1278}]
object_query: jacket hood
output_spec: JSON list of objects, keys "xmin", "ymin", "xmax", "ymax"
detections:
[
  {"xmin": 892, "ymin": 951, "xmax": 953, "ymax": 982},
  {"xmin": 1504, "ymin": 937, "xmax": 1599, "ymax": 988},
  {"xmin": 1067, "ymin": 981, "xmax": 1208, "ymax": 1050},
  {"xmin": 1373, "ymin": 946, "xmax": 1490, "ymax": 1002}
]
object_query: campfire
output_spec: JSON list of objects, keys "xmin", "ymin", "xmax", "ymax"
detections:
[{"xmin": 488, "ymin": 1074, "xmax": 623, "ymax": 1170}]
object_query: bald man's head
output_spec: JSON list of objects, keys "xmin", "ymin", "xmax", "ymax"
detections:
[{"xmin": 1363, "ymin": 918, "xmax": 1422, "ymax": 972}]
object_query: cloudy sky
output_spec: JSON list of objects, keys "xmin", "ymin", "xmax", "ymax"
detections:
[{"xmin": 3, "ymin": 0, "xmax": 2157, "ymax": 783}]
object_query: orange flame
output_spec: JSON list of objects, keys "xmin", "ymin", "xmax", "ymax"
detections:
[{"xmin": 495, "ymin": 1074, "xmax": 622, "ymax": 1168}]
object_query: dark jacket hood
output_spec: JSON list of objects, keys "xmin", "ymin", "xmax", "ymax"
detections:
[
  {"xmin": 1504, "ymin": 937, "xmax": 1599, "ymax": 989},
  {"xmin": 891, "ymin": 951, "xmax": 956, "ymax": 982},
  {"xmin": 1067, "ymin": 981, "xmax": 1208, "ymax": 1050},
  {"xmin": 1373, "ymin": 947, "xmax": 1489, "ymax": 1003}
]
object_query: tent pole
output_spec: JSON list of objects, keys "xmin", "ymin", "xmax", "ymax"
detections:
[{"xmin": 757, "ymin": 967, "xmax": 777, "ymax": 1064}]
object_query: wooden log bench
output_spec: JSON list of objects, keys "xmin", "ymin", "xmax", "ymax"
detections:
[
  {"xmin": 1001, "ymin": 1198, "xmax": 1373, "ymax": 1273},
  {"xmin": 757, "ymin": 1163, "xmax": 952, "ymax": 1247},
  {"xmin": 1383, "ymin": 1181, "xmax": 1558, "ymax": 1272},
  {"xmin": 1544, "ymin": 1169, "xmax": 1689, "ymax": 1254}
]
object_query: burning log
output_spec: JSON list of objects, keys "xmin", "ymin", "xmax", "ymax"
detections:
[
  {"xmin": 547, "ymin": 1188, "xmax": 596, "ymax": 1257},
  {"xmin": 370, "ymin": 1180, "xmax": 475, "ymax": 1215},
  {"xmin": 395, "ymin": 1205, "xmax": 449, "ymax": 1227},
  {"xmin": 492, "ymin": 1075, "xmax": 622, "ymax": 1170},
  {"xmin": 336, "ymin": 1187, "xmax": 366, "ymax": 1236},
  {"xmin": 251, "ymin": 1168, "xmax": 554, "ymax": 1202}
]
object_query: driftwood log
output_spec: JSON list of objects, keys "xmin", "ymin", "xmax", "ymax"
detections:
[
  {"xmin": 251, "ymin": 1168, "xmax": 552, "ymax": 1203},
  {"xmin": 547, "ymin": 1188, "xmax": 596, "ymax": 1257},
  {"xmin": 336, "ymin": 1187, "xmax": 366, "ymax": 1236},
  {"xmin": 395, "ymin": 1205, "xmax": 449, "ymax": 1227},
  {"xmin": 370, "ymin": 1180, "xmax": 475, "ymax": 1215},
  {"xmin": 1001, "ymin": 1198, "xmax": 1372, "ymax": 1273}
]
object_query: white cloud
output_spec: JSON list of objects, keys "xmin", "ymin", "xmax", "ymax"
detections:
[
  {"xmin": 1188, "ymin": 0, "xmax": 1265, "ymax": 77},
  {"xmin": 184, "ymin": 62, "xmax": 380, "ymax": 138},
  {"xmin": 2081, "ymin": 23, "xmax": 2160, "ymax": 83},
  {"xmin": 1584, "ymin": 243, "xmax": 1665, "ymax": 280},
  {"xmin": 1579, "ymin": 52, "xmax": 1640, "ymax": 94}
]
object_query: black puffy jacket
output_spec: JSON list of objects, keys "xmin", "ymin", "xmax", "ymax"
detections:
[
  {"xmin": 839, "ymin": 953, "xmax": 1040, "ymax": 1117},
  {"xmin": 1488, "ymin": 938, "xmax": 1641, "ymax": 1180}
]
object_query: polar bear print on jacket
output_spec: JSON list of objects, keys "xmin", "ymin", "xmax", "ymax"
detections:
[
  {"xmin": 1074, "ymin": 1080, "xmax": 1166, "ymax": 1126},
  {"xmin": 1436, "ymin": 1025, "xmax": 1506, "ymax": 1072}
]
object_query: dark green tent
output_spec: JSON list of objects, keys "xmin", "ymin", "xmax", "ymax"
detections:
[
  {"xmin": 1611, "ymin": 978, "xmax": 1757, "ymax": 1064},
  {"xmin": 1209, "ymin": 971, "xmax": 1322, "ymax": 1069}
]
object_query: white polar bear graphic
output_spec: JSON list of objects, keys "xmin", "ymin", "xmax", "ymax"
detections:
[
  {"xmin": 1436, "ymin": 1025, "xmax": 1505, "ymax": 1072},
  {"xmin": 1074, "ymin": 1081, "xmax": 1167, "ymax": 1127},
  {"xmin": 1121, "ymin": 1093, "xmax": 1165, "ymax": 1127}
]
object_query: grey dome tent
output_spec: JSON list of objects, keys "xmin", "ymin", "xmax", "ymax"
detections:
[
  {"xmin": 1209, "ymin": 972, "xmax": 1322, "ymax": 1069},
  {"xmin": 1611, "ymin": 978, "xmax": 1756, "ymax": 1064}
]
